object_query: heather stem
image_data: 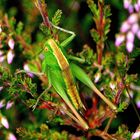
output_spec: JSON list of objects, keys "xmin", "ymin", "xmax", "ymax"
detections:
[
  {"xmin": 97, "ymin": 41, "xmax": 104, "ymax": 65},
  {"xmin": 104, "ymin": 112, "xmax": 116, "ymax": 133}
]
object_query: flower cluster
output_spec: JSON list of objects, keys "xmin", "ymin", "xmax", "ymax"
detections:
[
  {"xmin": 115, "ymin": 0, "xmax": 140, "ymax": 53},
  {"xmin": 0, "ymin": 25, "xmax": 15, "ymax": 64},
  {"xmin": 124, "ymin": 0, "xmax": 140, "ymax": 13}
]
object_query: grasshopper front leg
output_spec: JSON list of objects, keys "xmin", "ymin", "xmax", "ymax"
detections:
[{"xmin": 32, "ymin": 84, "xmax": 52, "ymax": 111}]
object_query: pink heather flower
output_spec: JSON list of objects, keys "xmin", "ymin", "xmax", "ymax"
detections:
[
  {"xmin": 0, "ymin": 100, "xmax": 5, "ymax": 109},
  {"xmin": 131, "ymin": 23, "xmax": 139, "ymax": 33},
  {"xmin": 120, "ymin": 21, "xmax": 130, "ymax": 33},
  {"xmin": 126, "ymin": 41, "xmax": 134, "ymax": 52},
  {"xmin": 136, "ymin": 100, "xmax": 140, "ymax": 109},
  {"xmin": 134, "ymin": 4, "xmax": 140, "ymax": 12},
  {"xmin": 126, "ymin": 31, "xmax": 135, "ymax": 42},
  {"xmin": 124, "ymin": 0, "xmax": 131, "ymax": 9},
  {"xmin": 128, "ymin": 4, "xmax": 134, "ymax": 13},
  {"xmin": 23, "ymin": 64, "xmax": 34, "ymax": 77},
  {"xmin": 8, "ymin": 39, "xmax": 15, "ymax": 50},
  {"xmin": 1, "ymin": 116, "xmax": 9, "ymax": 129},
  {"xmin": 132, "ymin": 130, "xmax": 140, "ymax": 139},
  {"xmin": 94, "ymin": 73, "xmax": 100, "ymax": 83},
  {"xmin": 23, "ymin": 63, "xmax": 30, "ymax": 72},
  {"xmin": 138, "ymin": 0, "xmax": 140, "ymax": 6},
  {"xmin": 109, "ymin": 82, "xmax": 116, "ymax": 90},
  {"xmin": 115, "ymin": 34, "xmax": 125, "ymax": 46},
  {"xmin": 0, "ymin": 50, "xmax": 4, "ymax": 56},
  {"xmin": 6, "ymin": 101, "xmax": 14, "ymax": 110},
  {"xmin": 128, "ymin": 14, "xmax": 138, "ymax": 24},
  {"xmin": 7, "ymin": 50, "xmax": 15, "ymax": 64},
  {"xmin": 136, "ymin": 30, "xmax": 140, "ymax": 39},
  {"xmin": 0, "ymin": 55, "xmax": 6, "ymax": 63},
  {"xmin": 7, "ymin": 133, "xmax": 17, "ymax": 140},
  {"xmin": 0, "ymin": 86, "xmax": 3, "ymax": 91}
]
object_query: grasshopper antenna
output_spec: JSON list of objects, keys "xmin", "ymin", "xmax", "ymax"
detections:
[{"xmin": 50, "ymin": 23, "xmax": 75, "ymax": 36}]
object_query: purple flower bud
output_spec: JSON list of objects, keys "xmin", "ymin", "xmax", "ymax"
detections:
[
  {"xmin": 0, "ymin": 51, "xmax": 4, "ymax": 56},
  {"xmin": 115, "ymin": 34, "xmax": 125, "ymax": 46},
  {"xmin": 7, "ymin": 133, "xmax": 17, "ymax": 140},
  {"xmin": 136, "ymin": 30, "xmax": 140, "ymax": 39},
  {"xmin": 124, "ymin": 0, "xmax": 131, "ymax": 9},
  {"xmin": 120, "ymin": 21, "xmax": 130, "ymax": 33},
  {"xmin": 109, "ymin": 82, "xmax": 116, "ymax": 90},
  {"xmin": 7, "ymin": 50, "xmax": 15, "ymax": 64},
  {"xmin": 134, "ymin": 3, "xmax": 140, "ymax": 12},
  {"xmin": 136, "ymin": 100, "xmax": 140, "ymax": 109},
  {"xmin": 128, "ymin": 4, "xmax": 134, "ymax": 13},
  {"xmin": 0, "ymin": 86, "xmax": 3, "ymax": 91},
  {"xmin": 126, "ymin": 41, "xmax": 134, "ymax": 52},
  {"xmin": 8, "ymin": 39, "xmax": 15, "ymax": 50},
  {"xmin": 23, "ymin": 64, "xmax": 34, "ymax": 77},
  {"xmin": 138, "ymin": 0, "xmax": 140, "ymax": 7},
  {"xmin": 132, "ymin": 130, "xmax": 140, "ymax": 140},
  {"xmin": 94, "ymin": 73, "xmax": 100, "ymax": 83},
  {"xmin": 6, "ymin": 101, "xmax": 14, "ymax": 110},
  {"xmin": 23, "ymin": 63, "xmax": 30, "ymax": 72},
  {"xmin": 126, "ymin": 31, "xmax": 135, "ymax": 42},
  {"xmin": 0, "ymin": 55, "xmax": 6, "ymax": 63},
  {"xmin": 1, "ymin": 116, "xmax": 9, "ymax": 129},
  {"xmin": 127, "ymin": 13, "xmax": 138, "ymax": 24},
  {"xmin": 131, "ymin": 23, "xmax": 139, "ymax": 33},
  {"xmin": 0, "ymin": 100, "xmax": 5, "ymax": 109}
]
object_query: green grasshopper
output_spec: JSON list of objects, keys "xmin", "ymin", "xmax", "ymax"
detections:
[
  {"xmin": 38, "ymin": 27, "xmax": 117, "ymax": 130},
  {"xmin": 31, "ymin": 0, "xmax": 117, "ymax": 130}
]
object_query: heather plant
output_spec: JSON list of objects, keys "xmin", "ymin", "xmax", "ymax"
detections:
[{"xmin": 0, "ymin": 0, "xmax": 140, "ymax": 140}]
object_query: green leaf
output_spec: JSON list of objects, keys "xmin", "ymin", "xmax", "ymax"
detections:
[
  {"xmin": 39, "ymin": 23, "xmax": 52, "ymax": 37},
  {"xmin": 52, "ymin": 9, "xmax": 62, "ymax": 26},
  {"xmin": 87, "ymin": 0, "xmax": 99, "ymax": 18},
  {"xmin": 104, "ymin": 5, "xmax": 111, "ymax": 18},
  {"xmin": 90, "ymin": 28, "xmax": 100, "ymax": 43},
  {"xmin": 16, "ymin": 21, "xmax": 24, "ymax": 35},
  {"xmin": 129, "ymin": 48, "xmax": 140, "ymax": 58}
]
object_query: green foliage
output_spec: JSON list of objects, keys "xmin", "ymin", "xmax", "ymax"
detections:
[
  {"xmin": 0, "ymin": 0, "xmax": 140, "ymax": 139},
  {"xmin": 16, "ymin": 124, "xmax": 68, "ymax": 140},
  {"xmin": 116, "ymin": 125, "xmax": 132, "ymax": 140},
  {"xmin": 52, "ymin": 9, "xmax": 62, "ymax": 26},
  {"xmin": 117, "ymin": 102, "xmax": 128, "ymax": 112},
  {"xmin": 87, "ymin": 0, "xmax": 111, "ymax": 43},
  {"xmin": 39, "ymin": 23, "xmax": 52, "ymax": 37},
  {"xmin": 87, "ymin": 0, "xmax": 98, "ymax": 18},
  {"xmin": 16, "ymin": 22, "xmax": 24, "ymax": 35},
  {"xmin": 0, "ymin": 67, "xmax": 37, "ymax": 100}
]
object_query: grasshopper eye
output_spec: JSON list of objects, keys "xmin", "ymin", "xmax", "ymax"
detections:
[{"xmin": 45, "ymin": 47, "xmax": 48, "ymax": 51}]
